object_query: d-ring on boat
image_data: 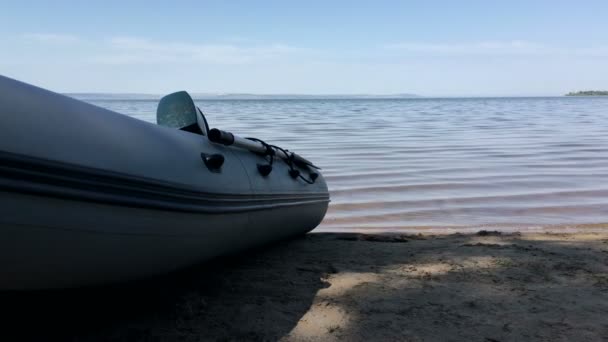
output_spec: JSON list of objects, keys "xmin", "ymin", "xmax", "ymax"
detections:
[{"xmin": 0, "ymin": 75, "xmax": 329, "ymax": 290}]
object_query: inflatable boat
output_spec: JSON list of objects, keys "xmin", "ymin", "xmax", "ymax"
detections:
[{"xmin": 0, "ymin": 75, "xmax": 329, "ymax": 290}]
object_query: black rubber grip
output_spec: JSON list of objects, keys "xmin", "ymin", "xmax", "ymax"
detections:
[
  {"xmin": 208, "ymin": 128, "xmax": 235, "ymax": 145},
  {"xmin": 201, "ymin": 153, "xmax": 225, "ymax": 170}
]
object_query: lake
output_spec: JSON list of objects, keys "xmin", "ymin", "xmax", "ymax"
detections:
[{"xmin": 80, "ymin": 96, "xmax": 608, "ymax": 233}]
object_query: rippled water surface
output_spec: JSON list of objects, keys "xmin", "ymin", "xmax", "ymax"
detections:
[{"xmin": 83, "ymin": 96, "xmax": 608, "ymax": 232}]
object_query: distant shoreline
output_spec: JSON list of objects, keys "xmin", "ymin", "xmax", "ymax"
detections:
[
  {"xmin": 66, "ymin": 93, "xmax": 608, "ymax": 101},
  {"xmin": 65, "ymin": 93, "xmax": 420, "ymax": 101},
  {"xmin": 565, "ymin": 90, "xmax": 608, "ymax": 96}
]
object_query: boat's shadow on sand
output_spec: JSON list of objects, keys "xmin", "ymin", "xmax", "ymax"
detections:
[
  {"xmin": 2, "ymin": 232, "xmax": 608, "ymax": 341},
  {"xmin": 1, "ymin": 234, "xmax": 331, "ymax": 341}
]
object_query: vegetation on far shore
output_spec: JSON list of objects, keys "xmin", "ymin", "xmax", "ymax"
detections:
[{"xmin": 565, "ymin": 90, "xmax": 608, "ymax": 96}]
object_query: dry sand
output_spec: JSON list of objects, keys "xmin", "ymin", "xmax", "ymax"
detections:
[{"xmin": 2, "ymin": 231, "xmax": 608, "ymax": 341}]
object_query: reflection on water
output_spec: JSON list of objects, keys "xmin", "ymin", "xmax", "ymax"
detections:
[{"xmin": 84, "ymin": 96, "xmax": 608, "ymax": 232}]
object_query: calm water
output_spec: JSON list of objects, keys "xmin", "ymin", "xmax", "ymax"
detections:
[{"xmin": 82, "ymin": 96, "xmax": 608, "ymax": 232}]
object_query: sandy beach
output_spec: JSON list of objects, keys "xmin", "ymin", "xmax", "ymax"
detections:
[{"xmin": 2, "ymin": 231, "xmax": 608, "ymax": 341}]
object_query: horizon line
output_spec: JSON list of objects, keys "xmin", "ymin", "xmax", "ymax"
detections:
[{"xmin": 63, "ymin": 92, "xmax": 574, "ymax": 97}]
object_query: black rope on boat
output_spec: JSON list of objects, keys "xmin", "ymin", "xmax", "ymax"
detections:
[
  {"xmin": 246, "ymin": 137, "xmax": 275, "ymax": 177},
  {"xmin": 246, "ymin": 138, "xmax": 274, "ymax": 159},
  {"xmin": 270, "ymin": 144, "xmax": 317, "ymax": 184},
  {"xmin": 246, "ymin": 137, "xmax": 317, "ymax": 184}
]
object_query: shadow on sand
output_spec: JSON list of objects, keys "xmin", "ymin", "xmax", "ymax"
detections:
[
  {"xmin": 2, "ymin": 232, "xmax": 608, "ymax": 341},
  {"xmin": 1, "ymin": 234, "xmax": 330, "ymax": 341}
]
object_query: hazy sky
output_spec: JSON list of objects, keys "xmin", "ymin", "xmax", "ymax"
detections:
[{"xmin": 1, "ymin": 0, "xmax": 607, "ymax": 96}]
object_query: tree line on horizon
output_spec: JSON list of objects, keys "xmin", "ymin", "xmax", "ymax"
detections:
[{"xmin": 566, "ymin": 90, "xmax": 608, "ymax": 96}]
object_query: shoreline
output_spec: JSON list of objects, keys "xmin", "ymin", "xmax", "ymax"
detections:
[
  {"xmin": 315, "ymin": 222, "xmax": 608, "ymax": 234},
  {"xmin": 2, "ymin": 231, "xmax": 608, "ymax": 341}
]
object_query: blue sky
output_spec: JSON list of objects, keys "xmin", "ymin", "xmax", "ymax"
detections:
[{"xmin": 1, "ymin": 1, "xmax": 607, "ymax": 96}]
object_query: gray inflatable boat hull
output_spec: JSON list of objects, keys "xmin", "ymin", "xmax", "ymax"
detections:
[{"xmin": 0, "ymin": 76, "xmax": 329, "ymax": 290}]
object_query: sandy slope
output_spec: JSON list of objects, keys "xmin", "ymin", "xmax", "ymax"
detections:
[{"xmin": 2, "ymin": 231, "xmax": 608, "ymax": 341}]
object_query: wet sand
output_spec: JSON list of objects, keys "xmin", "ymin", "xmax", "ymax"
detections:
[{"xmin": 2, "ymin": 231, "xmax": 608, "ymax": 341}]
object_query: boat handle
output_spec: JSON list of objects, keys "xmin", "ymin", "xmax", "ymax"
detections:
[{"xmin": 201, "ymin": 153, "xmax": 224, "ymax": 171}]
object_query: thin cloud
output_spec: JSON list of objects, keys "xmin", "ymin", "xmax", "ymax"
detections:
[
  {"xmin": 384, "ymin": 40, "xmax": 608, "ymax": 57},
  {"xmin": 574, "ymin": 46, "xmax": 608, "ymax": 57},
  {"xmin": 22, "ymin": 33, "xmax": 82, "ymax": 44},
  {"xmin": 17, "ymin": 33, "xmax": 312, "ymax": 65},
  {"xmin": 96, "ymin": 36, "xmax": 311, "ymax": 65}
]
